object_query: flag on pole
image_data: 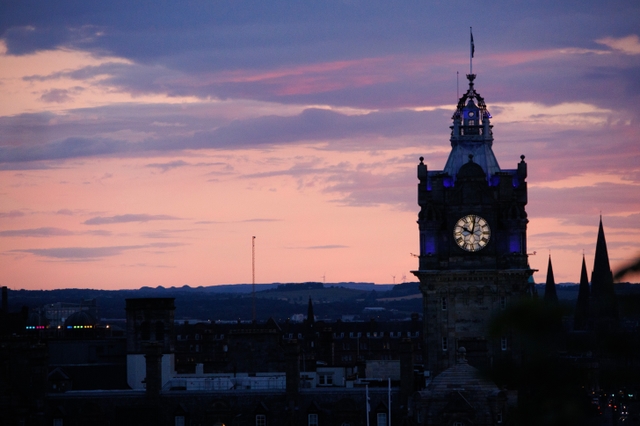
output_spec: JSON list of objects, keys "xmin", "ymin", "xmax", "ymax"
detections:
[
  {"xmin": 366, "ymin": 384, "xmax": 371, "ymax": 426},
  {"xmin": 470, "ymin": 28, "xmax": 475, "ymax": 58}
]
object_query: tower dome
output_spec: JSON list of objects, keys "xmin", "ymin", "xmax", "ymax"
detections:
[
  {"xmin": 64, "ymin": 310, "xmax": 96, "ymax": 328},
  {"xmin": 457, "ymin": 155, "xmax": 486, "ymax": 180},
  {"xmin": 418, "ymin": 348, "xmax": 506, "ymax": 425},
  {"xmin": 26, "ymin": 311, "xmax": 48, "ymax": 328},
  {"xmin": 444, "ymin": 74, "xmax": 500, "ymax": 181}
]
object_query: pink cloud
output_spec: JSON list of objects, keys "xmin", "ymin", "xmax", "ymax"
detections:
[
  {"xmin": 596, "ymin": 34, "xmax": 640, "ymax": 55},
  {"xmin": 171, "ymin": 54, "xmax": 456, "ymax": 98},
  {"xmin": 209, "ymin": 57, "xmax": 392, "ymax": 84}
]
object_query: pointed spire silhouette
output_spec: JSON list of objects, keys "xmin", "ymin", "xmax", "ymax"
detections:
[
  {"xmin": 543, "ymin": 255, "xmax": 558, "ymax": 302},
  {"xmin": 591, "ymin": 216, "xmax": 612, "ymax": 298},
  {"xmin": 574, "ymin": 254, "xmax": 590, "ymax": 330},
  {"xmin": 590, "ymin": 216, "xmax": 618, "ymax": 324},
  {"xmin": 307, "ymin": 296, "xmax": 315, "ymax": 325}
]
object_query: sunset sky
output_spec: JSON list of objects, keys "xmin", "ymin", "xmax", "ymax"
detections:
[{"xmin": 1, "ymin": 1, "xmax": 639, "ymax": 290}]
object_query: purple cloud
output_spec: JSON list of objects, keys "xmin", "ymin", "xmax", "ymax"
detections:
[
  {"xmin": 145, "ymin": 160, "xmax": 224, "ymax": 173},
  {"xmin": 39, "ymin": 88, "xmax": 83, "ymax": 103},
  {"xmin": 0, "ymin": 227, "xmax": 113, "ymax": 238},
  {"xmin": 0, "ymin": 108, "xmax": 449, "ymax": 164},
  {"xmin": 140, "ymin": 229, "xmax": 190, "ymax": 239},
  {"xmin": 303, "ymin": 245, "xmax": 349, "ymax": 250},
  {"xmin": 83, "ymin": 214, "xmax": 182, "ymax": 225},
  {"xmin": 0, "ymin": 227, "xmax": 74, "ymax": 237},
  {"xmin": 0, "ymin": 228, "xmax": 74, "ymax": 237},
  {"xmin": 0, "ymin": 210, "xmax": 26, "ymax": 218},
  {"xmin": 11, "ymin": 242, "xmax": 185, "ymax": 261}
]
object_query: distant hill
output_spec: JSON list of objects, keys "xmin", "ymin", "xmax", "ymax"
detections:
[
  {"xmin": 176, "ymin": 281, "xmax": 388, "ymax": 293},
  {"xmin": 3, "ymin": 282, "xmax": 416, "ymax": 323},
  {"xmin": 10, "ymin": 282, "xmax": 635, "ymax": 323}
]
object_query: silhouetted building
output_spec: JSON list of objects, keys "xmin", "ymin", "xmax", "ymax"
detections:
[
  {"xmin": 126, "ymin": 298, "xmax": 176, "ymax": 390},
  {"xmin": 43, "ymin": 297, "xmax": 417, "ymax": 425},
  {"xmin": 413, "ymin": 72, "xmax": 534, "ymax": 377},
  {"xmin": 44, "ymin": 299, "xmax": 98, "ymax": 328}
]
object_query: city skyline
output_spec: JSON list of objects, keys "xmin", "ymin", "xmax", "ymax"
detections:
[{"xmin": 1, "ymin": 1, "xmax": 639, "ymax": 290}]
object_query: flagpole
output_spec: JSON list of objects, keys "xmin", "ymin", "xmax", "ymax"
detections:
[
  {"xmin": 470, "ymin": 26, "xmax": 473, "ymax": 75},
  {"xmin": 388, "ymin": 377, "xmax": 391, "ymax": 426},
  {"xmin": 366, "ymin": 383, "xmax": 370, "ymax": 426}
]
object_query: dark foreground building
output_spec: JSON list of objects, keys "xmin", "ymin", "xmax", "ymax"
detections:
[{"xmin": 43, "ymin": 298, "xmax": 417, "ymax": 426}]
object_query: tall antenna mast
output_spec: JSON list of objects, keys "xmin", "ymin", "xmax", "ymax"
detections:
[{"xmin": 252, "ymin": 236, "xmax": 256, "ymax": 322}]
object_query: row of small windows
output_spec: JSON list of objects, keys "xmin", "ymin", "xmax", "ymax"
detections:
[
  {"xmin": 257, "ymin": 413, "xmax": 359, "ymax": 426},
  {"xmin": 55, "ymin": 411, "xmax": 372, "ymax": 426},
  {"xmin": 57, "ymin": 414, "xmax": 349, "ymax": 426},
  {"xmin": 193, "ymin": 413, "xmax": 360, "ymax": 426},
  {"xmin": 281, "ymin": 331, "xmax": 419, "ymax": 339},
  {"xmin": 177, "ymin": 333, "xmax": 225, "ymax": 341},
  {"xmin": 335, "ymin": 331, "xmax": 419, "ymax": 339},
  {"xmin": 441, "ymin": 337, "xmax": 509, "ymax": 351},
  {"xmin": 178, "ymin": 331, "xmax": 420, "ymax": 341},
  {"xmin": 285, "ymin": 333, "xmax": 305, "ymax": 339},
  {"xmin": 440, "ymin": 296, "xmax": 507, "ymax": 310},
  {"xmin": 453, "ymin": 414, "xmax": 502, "ymax": 425}
]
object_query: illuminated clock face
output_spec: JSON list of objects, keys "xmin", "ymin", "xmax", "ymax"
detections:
[{"xmin": 453, "ymin": 215, "xmax": 491, "ymax": 252}]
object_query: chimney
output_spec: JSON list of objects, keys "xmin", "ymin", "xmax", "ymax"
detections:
[
  {"xmin": 400, "ymin": 338, "xmax": 414, "ymax": 409},
  {"xmin": 285, "ymin": 341, "xmax": 300, "ymax": 400},
  {"xmin": 144, "ymin": 343, "xmax": 163, "ymax": 398}
]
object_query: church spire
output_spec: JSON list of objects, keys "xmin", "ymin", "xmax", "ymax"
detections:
[
  {"xmin": 574, "ymin": 254, "xmax": 590, "ymax": 330},
  {"xmin": 543, "ymin": 255, "xmax": 558, "ymax": 303},
  {"xmin": 591, "ymin": 216, "xmax": 612, "ymax": 296},
  {"xmin": 306, "ymin": 296, "xmax": 315, "ymax": 326},
  {"xmin": 590, "ymin": 216, "xmax": 618, "ymax": 324}
]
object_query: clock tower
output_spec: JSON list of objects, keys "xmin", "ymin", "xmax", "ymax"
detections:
[{"xmin": 413, "ymin": 74, "xmax": 534, "ymax": 376}]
